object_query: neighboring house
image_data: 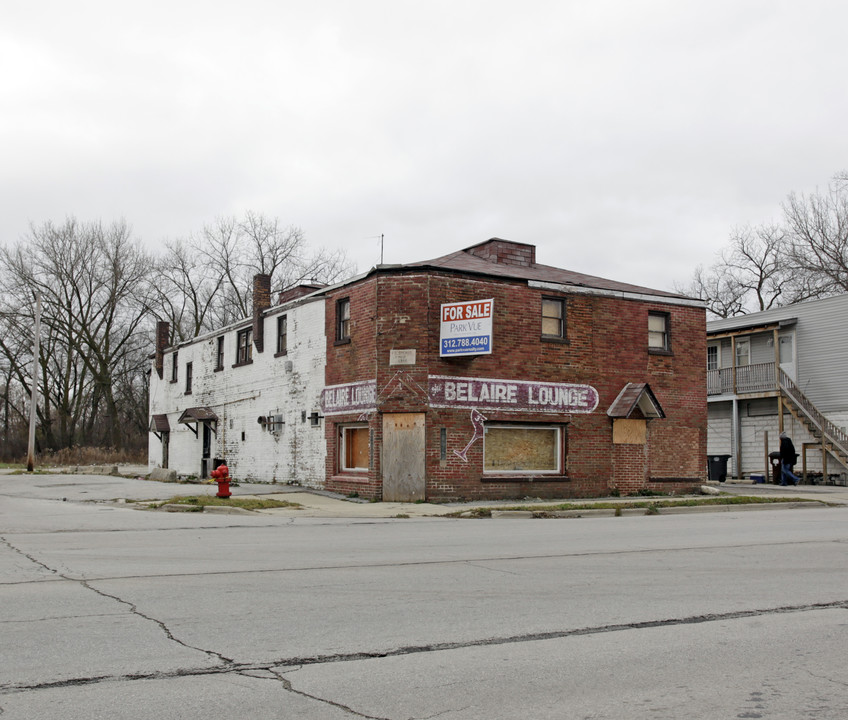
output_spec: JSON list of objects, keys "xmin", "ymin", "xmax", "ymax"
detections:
[
  {"xmin": 707, "ymin": 294, "xmax": 848, "ymax": 482},
  {"xmin": 148, "ymin": 276, "xmax": 328, "ymax": 485},
  {"xmin": 149, "ymin": 238, "xmax": 708, "ymax": 500}
]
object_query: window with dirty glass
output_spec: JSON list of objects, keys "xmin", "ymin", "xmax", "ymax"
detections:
[
  {"xmin": 541, "ymin": 297, "xmax": 566, "ymax": 339},
  {"xmin": 215, "ymin": 336, "xmax": 224, "ymax": 370},
  {"xmin": 236, "ymin": 328, "xmax": 253, "ymax": 364},
  {"xmin": 277, "ymin": 315, "xmax": 288, "ymax": 355},
  {"xmin": 648, "ymin": 312, "xmax": 670, "ymax": 352},
  {"xmin": 336, "ymin": 298, "xmax": 351, "ymax": 341}
]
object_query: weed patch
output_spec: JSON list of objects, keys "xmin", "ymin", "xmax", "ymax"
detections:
[
  {"xmin": 446, "ymin": 495, "xmax": 818, "ymax": 517},
  {"xmin": 151, "ymin": 496, "xmax": 302, "ymax": 511}
]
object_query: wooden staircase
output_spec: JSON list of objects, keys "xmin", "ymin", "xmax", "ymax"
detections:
[{"xmin": 779, "ymin": 370, "xmax": 848, "ymax": 475}]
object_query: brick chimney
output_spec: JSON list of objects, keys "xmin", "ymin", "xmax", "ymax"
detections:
[
  {"xmin": 252, "ymin": 274, "xmax": 271, "ymax": 353},
  {"xmin": 278, "ymin": 282, "xmax": 327, "ymax": 305},
  {"xmin": 466, "ymin": 238, "xmax": 536, "ymax": 267},
  {"xmin": 154, "ymin": 321, "xmax": 170, "ymax": 379}
]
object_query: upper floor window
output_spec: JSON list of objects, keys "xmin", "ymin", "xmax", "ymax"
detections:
[
  {"xmin": 170, "ymin": 352, "xmax": 179, "ymax": 382},
  {"xmin": 236, "ymin": 328, "xmax": 253, "ymax": 365},
  {"xmin": 185, "ymin": 362, "xmax": 193, "ymax": 394},
  {"xmin": 735, "ymin": 338, "xmax": 750, "ymax": 367},
  {"xmin": 336, "ymin": 298, "xmax": 351, "ymax": 342},
  {"xmin": 541, "ymin": 297, "xmax": 566, "ymax": 340},
  {"xmin": 277, "ymin": 315, "xmax": 288, "ymax": 355},
  {"xmin": 215, "ymin": 337, "xmax": 224, "ymax": 371},
  {"xmin": 648, "ymin": 312, "xmax": 670, "ymax": 353},
  {"xmin": 707, "ymin": 345, "xmax": 719, "ymax": 371}
]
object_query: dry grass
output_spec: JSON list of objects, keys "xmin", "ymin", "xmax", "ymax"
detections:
[
  {"xmin": 154, "ymin": 496, "xmax": 302, "ymax": 511},
  {"xmin": 32, "ymin": 447, "xmax": 147, "ymax": 467}
]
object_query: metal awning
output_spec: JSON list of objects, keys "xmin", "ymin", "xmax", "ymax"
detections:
[
  {"xmin": 149, "ymin": 414, "xmax": 170, "ymax": 439},
  {"xmin": 178, "ymin": 407, "xmax": 218, "ymax": 437},
  {"xmin": 607, "ymin": 383, "xmax": 665, "ymax": 419}
]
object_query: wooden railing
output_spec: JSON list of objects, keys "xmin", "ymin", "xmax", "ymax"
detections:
[
  {"xmin": 779, "ymin": 370, "xmax": 848, "ymax": 460},
  {"xmin": 707, "ymin": 362, "xmax": 776, "ymax": 396}
]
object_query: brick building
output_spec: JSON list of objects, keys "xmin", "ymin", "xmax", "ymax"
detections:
[
  {"xmin": 149, "ymin": 238, "xmax": 707, "ymax": 499},
  {"xmin": 322, "ymin": 238, "xmax": 707, "ymax": 500}
]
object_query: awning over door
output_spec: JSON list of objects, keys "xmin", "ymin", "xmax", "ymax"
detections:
[
  {"xmin": 607, "ymin": 383, "xmax": 665, "ymax": 419},
  {"xmin": 178, "ymin": 407, "xmax": 218, "ymax": 437},
  {"xmin": 149, "ymin": 414, "xmax": 170, "ymax": 439}
]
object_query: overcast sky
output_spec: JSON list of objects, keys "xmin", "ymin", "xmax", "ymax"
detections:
[{"xmin": 3, "ymin": 1, "xmax": 847, "ymax": 293}]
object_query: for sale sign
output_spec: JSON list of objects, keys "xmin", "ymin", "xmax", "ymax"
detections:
[{"xmin": 440, "ymin": 299, "xmax": 494, "ymax": 357}]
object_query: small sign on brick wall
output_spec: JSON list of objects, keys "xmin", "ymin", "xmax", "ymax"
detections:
[{"xmin": 390, "ymin": 349, "xmax": 416, "ymax": 366}]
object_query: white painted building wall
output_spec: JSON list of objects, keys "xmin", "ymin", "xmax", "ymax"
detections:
[{"xmin": 148, "ymin": 296, "xmax": 327, "ymax": 486}]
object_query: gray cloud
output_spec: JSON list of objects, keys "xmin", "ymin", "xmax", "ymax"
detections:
[{"xmin": 3, "ymin": 0, "xmax": 847, "ymax": 293}]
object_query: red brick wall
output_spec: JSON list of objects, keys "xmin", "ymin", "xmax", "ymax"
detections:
[{"xmin": 324, "ymin": 269, "xmax": 706, "ymax": 500}]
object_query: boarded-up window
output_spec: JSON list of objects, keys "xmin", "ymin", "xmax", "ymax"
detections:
[
  {"xmin": 612, "ymin": 418, "xmax": 646, "ymax": 445},
  {"xmin": 484, "ymin": 425, "xmax": 560, "ymax": 474},
  {"xmin": 342, "ymin": 425, "xmax": 369, "ymax": 471}
]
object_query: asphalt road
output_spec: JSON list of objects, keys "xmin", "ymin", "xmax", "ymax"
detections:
[{"xmin": 2, "ymin": 472, "xmax": 847, "ymax": 719}]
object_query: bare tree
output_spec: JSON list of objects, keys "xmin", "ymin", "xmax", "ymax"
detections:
[
  {"xmin": 153, "ymin": 238, "xmax": 224, "ymax": 343},
  {"xmin": 676, "ymin": 224, "xmax": 799, "ymax": 318},
  {"xmin": 201, "ymin": 211, "xmax": 354, "ymax": 327},
  {"xmin": 0, "ymin": 218, "xmax": 152, "ymax": 451},
  {"xmin": 152, "ymin": 212, "xmax": 356, "ymax": 336},
  {"xmin": 0, "ymin": 211, "xmax": 353, "ymax": 456},
  {"xmin": 783, "ymin": 176, "xmax": 848, "ymax": 296},
  {"xmin": 676, "ymin": 263, "xmax": 747, "ymax": 319}
]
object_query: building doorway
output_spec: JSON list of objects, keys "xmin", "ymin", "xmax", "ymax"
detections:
[
  {"xmin": 382, "ymin": 413, "xmax": 425, "ymax": 501},
  {"xmin": 161, "ymin": 432, "xmax": 169, "ymax": 469},
  {"xmin": 778, "ymin": 332, "xmax": 796, "ymax": 381},
  {"xmin": 201, "ymin": 423, "xmax": 212, "ymax": 478}
]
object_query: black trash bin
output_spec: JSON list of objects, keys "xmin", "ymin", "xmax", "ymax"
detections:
[
  {"xmin": 708, "ymin": 454, "xmax": 731, "ymax": 482},
  {"xmin": 769, "ymin": 451, "xmax": 782, "ymax": 484}
]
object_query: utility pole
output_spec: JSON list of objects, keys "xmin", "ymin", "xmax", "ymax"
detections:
[{"xmin": 26, "ymin": 292, "xmax": 41, "ymax": 472}]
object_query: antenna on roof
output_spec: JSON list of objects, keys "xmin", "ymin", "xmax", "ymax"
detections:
[{"xmin": 361, "ymin": 234, "xmax": 385, "ymax": 265}]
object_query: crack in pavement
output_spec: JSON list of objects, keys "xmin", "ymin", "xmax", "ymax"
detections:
[
  {"xmin": 79, "ymin": 580, "xmax": 236, "ymax": 667},
  {"xmin": 464, "ymin": 560, "xmax": 521, "ymax": 576},
  {"xmin": 264, "ymin": 667, "xmax": 392, "ymax": 719},
  {"xmin": 3, "ymin": 537, "xmax": 843, "ymax": 587},
  {"xmin": 0, "ymin": 534, "xmax": 235, "ymax": 669},
  {"xmin": 0, "ymin": 535, "xmax": 60, "ymax": 577},
  {"xmin": 3, "ymin": 600, "xmax": 846, "ymax": 696}
]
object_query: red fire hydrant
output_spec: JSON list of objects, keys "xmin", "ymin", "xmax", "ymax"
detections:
[{"xmin": 210, "ymin": 463, "xmax": 231, "ymax": 499}]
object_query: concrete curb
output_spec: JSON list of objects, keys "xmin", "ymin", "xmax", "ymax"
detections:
[
  {"xmin": 488, "ymin": 501, "xmax": 828, "ymax": 519},
  {"xmin": 157, "ymin": 503, "xmax": 255, "ymax": 515}
]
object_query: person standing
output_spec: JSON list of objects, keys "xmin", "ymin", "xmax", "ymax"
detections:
[{"xmin": 779, "ymin": 432, "xmax": 801, "ymax": 485}]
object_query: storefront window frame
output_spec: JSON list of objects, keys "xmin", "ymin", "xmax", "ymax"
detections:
[{"xmin": 482, "ymin": 423, "xmax": 563, "ymax": 475}]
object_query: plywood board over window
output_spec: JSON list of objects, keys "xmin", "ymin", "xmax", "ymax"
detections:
[
  {"xmin": 613, "ymin": 418, "xmax": 647, "ymax": 445},
  {"xmin": 484, "ymin": 426, "xmax": 560, "ymax": 473}
]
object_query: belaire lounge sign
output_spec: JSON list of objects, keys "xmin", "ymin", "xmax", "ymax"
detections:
[
  {"xmin": 321, "ymin": 380, "xmax": 377, "ymax": 415},
  {"xmin": 429, "ymin": 375, "xmax": 599, "ymax": 414}
]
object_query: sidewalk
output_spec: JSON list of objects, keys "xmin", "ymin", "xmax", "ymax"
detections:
[{"xmin": 230, "ymin": 480, "xmax": 848, "ymax": 519}]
